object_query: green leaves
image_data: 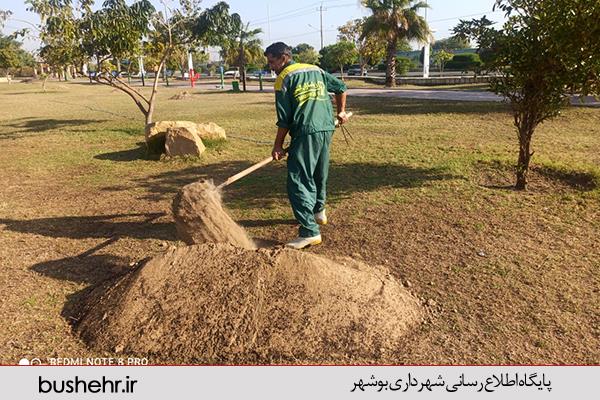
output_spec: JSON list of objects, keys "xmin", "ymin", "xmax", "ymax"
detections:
[
  {"xmin": 361, "ymin": 0, "xmax": 432, "ymax": 86},
  {"xmin": 292, "ymin": 44, "xmax": 320, "ymax": 65},
  {"xmin": 452, "ymin": 0, "xmax": 600, "ymax": 189},
  {"xmin": 319, "ymin": 41, "xmax": 358, "ymax": 72}
]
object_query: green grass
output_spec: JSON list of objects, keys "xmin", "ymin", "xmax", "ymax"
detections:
[{"xmin": 0, "ymin": 79, "xmax": 599, "ymax": 364}]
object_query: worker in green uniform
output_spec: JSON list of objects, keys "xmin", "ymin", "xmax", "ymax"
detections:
[{"xmin": 264, "ymin": 42, "xmax": 348, "ymax": 250}]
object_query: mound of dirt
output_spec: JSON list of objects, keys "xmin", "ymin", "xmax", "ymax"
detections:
[
  {"xmin": 75, "ymin": 243, "xmax": 422, "ymax": 364},
  {"xmin": 172, "ymin": 180, "xmax": 255, "ymax": 249}
]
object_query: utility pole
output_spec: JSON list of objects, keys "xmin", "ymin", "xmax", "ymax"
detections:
[
  {"xmin": 267, "ymin": 3, "xmax": 271, "ymax": 42},
  {"xmin": 319, "ymin": 2, "xmax": 324, "ymax": 51}
]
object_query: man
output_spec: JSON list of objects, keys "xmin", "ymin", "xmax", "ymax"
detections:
[{"xmin": 264, "ymin": 42, "xmax": 348, "ymax": 250}]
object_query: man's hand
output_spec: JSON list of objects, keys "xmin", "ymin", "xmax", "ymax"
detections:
[
  {"xmin": 337, "ymin": 111, "xmax": 349, "ymax": 125},
  {"xmin": 272, "ymin": 145, "xmax": 286, "ymax": 161}
]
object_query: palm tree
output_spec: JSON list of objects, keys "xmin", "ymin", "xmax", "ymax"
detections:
[
  {"xmin": 222, "ymin": 22, "xmax": 262, "ymax": 92},
  {"xmin": 361, "ymin": 0, "xmax": 431, "ymax": 87}
]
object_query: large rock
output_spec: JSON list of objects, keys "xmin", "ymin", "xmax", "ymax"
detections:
[
  {"xmin": 196, "ymin": 122, "xmax": 227, "ymax": 140},
  {"xmin": 165, "ymin": 127, "xmax": 206, "ymax": 157},
  {"xmin": 145, "ymin": 121, "xmax": 226, "ymax": 144}
]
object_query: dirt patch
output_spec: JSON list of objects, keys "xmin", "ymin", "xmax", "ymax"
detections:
[
  {"xmin": 75, "ymin": 243, "xmax": 422, "ymax": 364},
  {"xmin": 172, "ymin": 180, "xmax": 255, "ymax": 249}
]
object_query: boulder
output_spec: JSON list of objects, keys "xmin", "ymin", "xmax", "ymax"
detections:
[
  {"xmin": 145, "ymin": 121, "xmax": 226, "ymax": 144},
  {"xmin": 165, "ymin": 127, "xmax": 206, "ymax": 157},
  {"xmin": 197, "ymin": 122, "xmax": 227, "ymax": 140},
  {"xmin": 145, "ymin": 120, "xmax": 199, "ymax": 143}
]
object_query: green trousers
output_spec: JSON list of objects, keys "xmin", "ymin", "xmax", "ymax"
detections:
[{"xmin": 287, "ymin": 130, "xmax": 333, "ymax": 238}]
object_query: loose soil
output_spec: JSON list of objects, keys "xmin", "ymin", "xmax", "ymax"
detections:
[
  {"xmin": 75, "ymin": 243, "xmax": 422, "ymax": 364},
  {"xmin": 172, "ymin": 180, "xmax": 255, "ymax": 249}
]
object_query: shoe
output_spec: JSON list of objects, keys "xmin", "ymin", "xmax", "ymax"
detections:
[
  {"xmin": 285, "ymin": 234, "xmax": 322, "ymax": 250},
  {"xmin": 314, "ymin": 209, "xmax": 327, "ymax": 225}
]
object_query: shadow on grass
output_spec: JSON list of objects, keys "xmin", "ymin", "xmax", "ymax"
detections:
[
  {"xmin": 31, "ymin": 250, "xmax": 131, "ymax": 286},
  {"xmin": 30, "ymin": 247, "xmax": 135, "ymax": 325},
  {"xmin": 0, "ymin": 212, "xmax": 176, "ymax": 241},
  {"xmin": 106, "ymin": 160, "xmax": 457, "ymax": 208},
  {"xmin": 22, "ymin": 212, "xmax": 170, "ymax": 325},
  {"xmin": 476, "ymin": 159, "xmax": 599, "ymax": 192},
  {"xmin": 0, "ymin": 117, "xmax": 105, "ymax": 139},
  {"xmin": 535, "ymin": 165, "xmax": 598, "ymax": 191},
  {"xmin": 350, "ymin": 97, "xmax": 510, "ymax": 116},
  {"xmin": 94, "ymin": 139, "xmax": 227, "ymax": 162},
  {"xmin": 94, "ymin": 142, "xmax": 156, "ymax": 162}
]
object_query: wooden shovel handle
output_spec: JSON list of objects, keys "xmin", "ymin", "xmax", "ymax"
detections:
[{"xmin": 216, "ymin": 112, "xmax": 353, "ymax": 190}]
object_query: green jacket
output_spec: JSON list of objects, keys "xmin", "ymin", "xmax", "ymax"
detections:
[{"xmin": 274, "ymin": 61, "xmax": 347, "ymax": 137}]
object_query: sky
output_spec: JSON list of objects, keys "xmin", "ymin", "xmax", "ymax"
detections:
[{"xmin": 1, "ymin": 0, "xmax": 506, "ymax": 57}]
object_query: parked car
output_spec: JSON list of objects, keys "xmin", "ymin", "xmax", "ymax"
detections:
[
  {"xmin": 224, "ymin": 70, "xmax": 240, "ymax": 78},
  {"xmin": 250, "ymin": 70, "xmax": 276, "ymax": 78},
  {"xmin": 347, "ymin": 65, "xmax": 367, "ymax": 76}
]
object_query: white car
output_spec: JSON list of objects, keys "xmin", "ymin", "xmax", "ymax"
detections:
[{"xmin": 224, "ymin": 70, "xmax": 240, "ymax": 78}]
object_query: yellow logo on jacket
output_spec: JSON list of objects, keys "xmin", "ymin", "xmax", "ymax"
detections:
[{"xmin": 293, "ymin": 81, "xmax": 325, "ymax": 106}]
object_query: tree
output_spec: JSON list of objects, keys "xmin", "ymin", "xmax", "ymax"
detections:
[
  {"xmin": 453, "ymin": 0, "xmax": 600, "ymax": 190},
  {"xmin": 29, "ymin": 0, "xmax": 239, "ymax": 133},
  {"xmin": 292, "ymin": 43, "xmax": 319, "ymax": 65},
  {"xmin": 361, "ymin": 0, "xmax": 431, "ymax": 87},
  {"xmin": 395, "ymin": 56, "xmax": 413, "ymax": 75},
  {"xmin": 26, "ymin": 0, "xmax": 89, "ymax": 81},
  {"xmin": 0, "ymin": 9, "xmax": 11, "ymax": 29},
  {"xmin": 219, "ymin": 18, "xmax": 262, "ymax": 92},
  {"xmin": 338, "ymin": 18, "xmax": 386, "ymax": 75},
  {"xmin": 445, "ymin": 53, "xmax": 481, "ymax": 72},
  {"xmin": 432, "ymin": 36, "xmax": 470, "ymax": 51},
  {"xmin": 77, "ymin": 0, "xmax": 161, "ymax": 124},
  {"xmin": 433, "ymin": 49, "xmax": 453, "ymax": 73},
  {"xmin": 319, "ymin": 41, "xmax": 358, "ymax": 79},
  {"xmin": 0, "ymin": 35, "xmax": 23, "ymax": 76}
]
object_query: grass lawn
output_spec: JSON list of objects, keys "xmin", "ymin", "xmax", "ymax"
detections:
[{"xmin": 0, "ymin": 80, "xmax": 598, "ymax": 364}]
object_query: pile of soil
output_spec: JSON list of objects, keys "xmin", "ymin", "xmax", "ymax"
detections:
[
  {"xmin": 75, "ymin": 179, "xmax": 421, "ymax": 363},
  {"xmin": 172, "ymin": 180, "xmax": 255, "ymax": 249},
  {"xmin": 76, "ymin": 243, "xmax": 422, "ymax": 364}
]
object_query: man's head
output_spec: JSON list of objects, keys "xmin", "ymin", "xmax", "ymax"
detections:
[{"xmin": 264, "ymin": 42, "xmax": 292, "ymax": 74}]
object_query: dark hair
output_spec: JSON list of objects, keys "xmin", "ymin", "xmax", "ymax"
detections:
[{"xmin": 264, "ymin": 42, "xmax": 292, "ymax": 58}]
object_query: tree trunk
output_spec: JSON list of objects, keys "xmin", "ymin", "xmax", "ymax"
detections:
[
  {"xmin": 515, "ymin": 123, "xmax": 535, "ymax": 190},
  {"xmin": 238, "ymin": 41, "xmax": 246, "ymax": 92},
  {"xmin": 42, "ymin": 75, "xmax": 49, "ymax": 92},
  {"xmin": 242, "ymin": 68, "xmax": 247, "ymax": 92},
  {"xmin": 385, "ymin": 41, "xmax": 397, "ymax": 88}
]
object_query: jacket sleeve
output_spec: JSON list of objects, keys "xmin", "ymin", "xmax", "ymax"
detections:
[
  {"xmin": 322, "ymin": 71, "xmax": 347, "ymax": 94},
  {"xmin": 275, "ymin": 83, "xmax": 293, "ymax": 129}
]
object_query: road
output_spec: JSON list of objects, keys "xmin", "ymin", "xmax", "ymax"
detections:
[{"xmin": 79, "ymin": 78, "xmax": 600, "ymax": 107}]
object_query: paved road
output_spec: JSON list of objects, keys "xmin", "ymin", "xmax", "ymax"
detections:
[
  {"xmin": 189, "ymin": 82, "xmax": 599, "ymax": 106},
  {"xmin": 94, "ymin": 79, "xmax": 600, "ymax": 107},
  {"xmin": 348, "ymin": 88, "xmax": 503, "ymax": 102}
]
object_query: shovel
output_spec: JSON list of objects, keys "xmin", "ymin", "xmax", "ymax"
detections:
[{"xmin": 216, "ymin": 112, "xmax": 353, "ymax": 190}]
